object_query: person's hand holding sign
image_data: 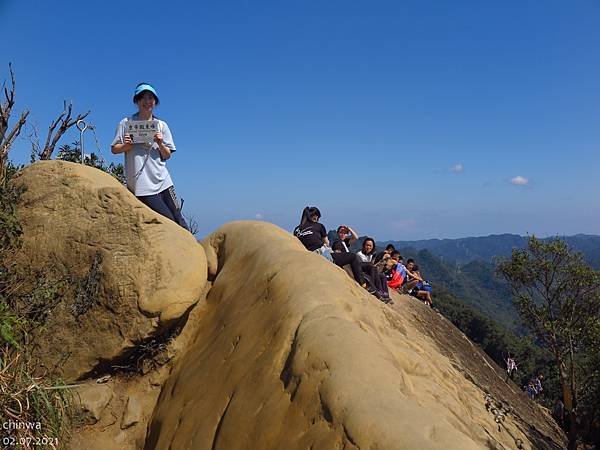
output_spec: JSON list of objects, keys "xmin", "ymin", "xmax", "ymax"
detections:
[
  {"xmin": 122, "ymin": 133, "xmax": 134, "ymax": 151},
  {"xmin": 154, "ymin": 131, "xmax": 171, "ymax": 160}
]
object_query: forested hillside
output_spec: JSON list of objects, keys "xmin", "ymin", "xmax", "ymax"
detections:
[
  {"xmin": 362, "ymin": 233, "xmax": 600, "ymax": 331},
  {"xmin": 396, "ymin": 247, "xmax": 519, "ymax": 330}
]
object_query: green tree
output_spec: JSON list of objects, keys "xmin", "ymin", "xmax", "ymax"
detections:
[{"xmin": 497, "ymin": 236, "xmax": 600, "ymax": 449}]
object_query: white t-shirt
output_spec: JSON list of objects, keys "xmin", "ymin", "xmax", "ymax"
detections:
[
  {"xmin": 112, "ymin": 114, "xmax": 176, "ymax": 196},
  {"xmin": 356, "ymin": 251, "xmax": 374, "ymax": 263}
]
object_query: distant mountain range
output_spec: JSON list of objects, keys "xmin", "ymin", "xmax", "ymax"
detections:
[
  {"xmin": 381, "ymin": 234, "xmax": 600, "ymax": 330},
  {"xmin": 380, "ymin": 233, "xmax": 600, "ymax": 268},
  {"xmin": 323, "ymin": 232, "xmax": 600, "ymax": 331},
  {"xmin": 390, "ymin": 246, "xmax": 520, "ymax": 330}
]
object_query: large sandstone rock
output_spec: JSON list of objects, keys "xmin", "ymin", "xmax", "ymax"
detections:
[
  {"xmin": 12, "ymin": 161, "xmax": 206, "ymax": 380},
  {"xmin": 145, "ymin": 221, "xmax": 565, "ymax": 450}
]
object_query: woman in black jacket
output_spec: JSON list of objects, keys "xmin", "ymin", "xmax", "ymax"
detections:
[{"xmin": 293, "ymin": 206, "xmax": 366, "ymax": 287}]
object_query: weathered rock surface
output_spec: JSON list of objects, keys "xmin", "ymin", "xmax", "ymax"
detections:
[
  {"xmin": 15, "ymin": 162, "xmax": 564, "ymax": 449},
  {"xmin": 75, "ymin": 384, "xmax": 113, "ymax": 424},
  {"xmin": 145, "ymin": 221, "xmax": 565, "ymax": 450},
  {"xmin": 121, "ymin": 394, "xmax": 144, "ymax": 429},
  {"xmin": 12, "ymin": 160, "xmax": 206, "ymax": 380}
]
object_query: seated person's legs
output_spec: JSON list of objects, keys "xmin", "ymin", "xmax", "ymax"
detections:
[
  {"xmin": 332, "ymin": 252, "xmax": 365, "ymax": 285},
  {"xmin": 401, "ymin": 279, "xmax": 419, "ymax": 293},
  {"xmin": 361, "ymin": 263, "xmax": 381, "ymax": 290},
  {"xmin": 379, "ymin": 273, "xmax": 390, "ymax": 296}
]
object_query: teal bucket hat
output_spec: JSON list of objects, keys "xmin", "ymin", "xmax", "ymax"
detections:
[{"xmin": 133, "ymin": 83, "xmax": 159, "ymax": 103}]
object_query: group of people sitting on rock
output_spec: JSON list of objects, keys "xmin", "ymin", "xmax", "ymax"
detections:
[
  {"xmin": 293, "ymin": 206, "xmax": 435, "ymax": 307},
  {"xmin": 372, "ymin": 244, "xmax": 434, "ymax": 307},
  {"xmin": 524, "ymin": 373, "xmax": 544, "ymax": 400}
]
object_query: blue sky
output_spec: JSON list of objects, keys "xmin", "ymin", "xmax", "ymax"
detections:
[{"xmin": 2, "ymin": 0, "xmax": 599, "ymax": 240}]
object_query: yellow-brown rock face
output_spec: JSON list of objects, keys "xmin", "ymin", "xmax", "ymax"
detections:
[
  {"xmin": 146, "ymin": 221, "xmax": 564, "ymax": 450},
  {"xmin": 11, "ymin": 162, "xmax": 564, "ymax": 448},
  {"xmin": 12, "ymin": 160, "xmax": 206, "ymax": 380}
]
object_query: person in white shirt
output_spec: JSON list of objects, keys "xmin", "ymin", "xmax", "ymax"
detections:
[
  {"xmin": 356, "ymin": 237, "xmax": 375, "ymax": 263},
  {"xmin": 505, "ymin": 354, "xmax": 518, "ymax": 381},
  {"xmin": 357, "ymin": 237, "xmax": 390, "ymax": 301},
  {"xmin": 111, "ymin": 82, "xmax": 188, "ymax": 230}
]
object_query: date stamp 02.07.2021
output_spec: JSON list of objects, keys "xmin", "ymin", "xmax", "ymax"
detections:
[{"xmin": 1, "ymin": 420, "xmax": 59, "ymax": 447}]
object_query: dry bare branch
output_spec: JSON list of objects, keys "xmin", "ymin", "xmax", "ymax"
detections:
[
  {"xmin": 1, "ymin": 110, "xmax": 29, "ymax": 159},
  {"xmin": 0, "ymin": 63, "xmax": 19, "ymax": 144},
  {"xmin": 0, "ymin": 64, "xmax": 30, "ymax": 180},
  {"xmin": 27, "ymin": 122, "xmax": 41, "ymax": 162},
  {"xmin": 39, "ymin": 100, "xmax": 90, "ymax": 160}
]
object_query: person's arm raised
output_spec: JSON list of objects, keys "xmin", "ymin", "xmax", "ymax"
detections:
[{"xmin": 346, "ymin": 225, "xmax": 359, "ymax": 244}]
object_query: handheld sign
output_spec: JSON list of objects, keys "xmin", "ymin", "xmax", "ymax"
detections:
[{"xmin": 126, "ymin": 120, "xmax": 159, "ymax": 145}]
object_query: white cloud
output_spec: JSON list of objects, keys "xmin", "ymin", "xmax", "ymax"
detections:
[
  {"xmin": 510, "ymin": 176, "xmax": 529, "ymax": 186},
  {"xmin": 449, "ymin": 163, "xmax": 463, "ymax": 173},
  {"xmin": 255, "ymin": 213, "xmax": 263, "ymax": 220}
]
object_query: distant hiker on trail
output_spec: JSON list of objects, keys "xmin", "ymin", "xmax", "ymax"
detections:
[
  {"xmin": 111, "ymin": 82, "xmax": 188, "ymax": 230},
  {"xmin": 533, "ymin": 373, "xmax": 544, "ymax": 397},
  {"xmin": 525, "ymin": 381, "xmax": 536, "ymax": 399},
  {"xmin": 504, "ymin": 354, "xmax": 518, "ymax": 381},
  {"xmin": 524, "ymin": 373, "xmax": 544, "ymax": 400},
  {"xmin": 552, "ymin": 399, "xmax": 564, "ymax": 427}
]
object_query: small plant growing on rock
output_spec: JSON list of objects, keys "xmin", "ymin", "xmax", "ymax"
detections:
[{"xmin": 72, "ymin": 252, "xmax": 103, "ymax": 318}]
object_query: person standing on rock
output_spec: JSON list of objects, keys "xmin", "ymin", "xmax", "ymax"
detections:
[
  {"xmin": 111, "ymin": 82, "xmax": 188, "ymax": 230},
  {"xmin": 504, "ymin": 353, "xmax": 518, "ymax": 381},
  {"xmin": 552, "ymin": 399, "xmax": 564, "ymax": 428}
]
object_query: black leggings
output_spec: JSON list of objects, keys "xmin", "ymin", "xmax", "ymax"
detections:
[
  {"xmin": 332, "ymin": 252, "xmax": 364, "ymax": 285},
  {"xmin": 379, "ymin": 273, "xmax": 389, "ymax": 295},
  {"xmin": 137, "ymin": 186, "xmax": 189, "ymax": 231},
  {"xmin": 361, "ymin": 263, "xmax": 389, "ymax": 295}
]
